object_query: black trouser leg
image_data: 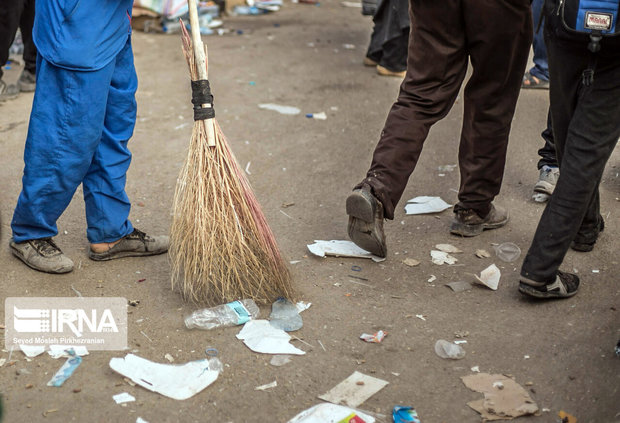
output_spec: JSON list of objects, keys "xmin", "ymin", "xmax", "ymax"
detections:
[
  {"xmin": 20, "ymin": 0, "xmax": 36, "ymax": 74},
  {"xmin": 521, "ymin": 25, "xmax": 620, "ymax": 283},
  {"xmin": 536, "ymin": 108, "xmax": 558, "ymax": 169},
  {"xmin": 0, "ymin": 0, "xmax": 25, "ymax": 80}
]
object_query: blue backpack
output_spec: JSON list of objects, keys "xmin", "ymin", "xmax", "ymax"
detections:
[{"xmin": 559, "ymin": 0, "xmax": 620, "ymax": 51}]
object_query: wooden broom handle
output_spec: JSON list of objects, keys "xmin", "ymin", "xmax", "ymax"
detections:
[
  {"xmin": 187, "ymin": 0, "xmax": 216, "ymax": 146},
  {"xmin": 188, "ymin": 0, "xmax": 208, "ymax": 80}
]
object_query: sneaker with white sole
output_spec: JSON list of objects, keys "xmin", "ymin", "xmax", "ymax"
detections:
[
  {"xmin": 10, "ymin": 238, "xmax": 74, "ymax": 274},
  {"xmin": 534, "ymin": 165, "xmax": 559, "ymax": 196},
  {"xmin": 0, "ymin": 79, "xmax": 19, "ymax": 101}
]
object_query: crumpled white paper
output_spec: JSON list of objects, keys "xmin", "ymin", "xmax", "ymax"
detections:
[
  {"xmin": 474, "ymin": 264, "xmax": 501, "ymax": 290},
  {"xmin": 237, "ymin": 320, "xmax": 306, "ymax": 355},
  {"xmin": 404, "ymin": 196, "xmax": 451, "ymax": 215},
  {"xmin": 307, "ymin": 240, "xmax": 386, "ymax": 262},
  {"xmin": 431, "ymin": 250, "xmax": 458, "ymax": 265},
  {"xmin": 288, "ymin": 403, "xmax": 375, "ymax": 423},
  {"xmin": 109, "ymin": 354, "xmax": 219, "ymax": 400}
]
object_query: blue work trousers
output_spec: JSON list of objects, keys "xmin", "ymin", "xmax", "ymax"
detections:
[{"xmin": 12, "ymin": 38, "xmax": 137, "ymax": 244}]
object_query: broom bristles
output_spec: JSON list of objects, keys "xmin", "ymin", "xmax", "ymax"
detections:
[{"xmin": 169, "ymin": 25, "xmax": 294, "ymax": 305}]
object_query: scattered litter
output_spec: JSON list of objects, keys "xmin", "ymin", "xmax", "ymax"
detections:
[
  {"xmin": 245, "ymin": 161, "xmax": 252, "ymax": 175},
  {"xmin": 445, "ymin": 281, "xmax": 473, "ymax": 292},
  {"xmin": 129, "ymin": 300, "xmax": 140, "ymax": 307},
  {"xmin": 493, "ymin": 381, "xmax": 504, "ymax": 390},
  {"xmin": 404, "ymin": 196, "xmax": 451, "ymax": 215},
  {"xmin": 524, "ymin": 355, "xmax": 530, "ymax": 359},
  {"xmin": 471, "ymin": 366, "xmax": 480, "ymax": 373},
  {"xmin": 393, "ymin": 406, "xmax": 421, "ymax": 423},
  {"xmin": 438, "ymin": 164, "xmax": 457, "ymax": 172},
  {"xmin": 48, "ymin": 346, "xmax": 89, "ymax": 359},
  {"xmin": 434, "ymin": 340, "xmax": 465, "ymax": 359},
  {"xmin": 475, "ymin": 249, "xmax": 491, "ymax": 258},
  {"xmin": 473, "ymin": 264, "xmax": 501, "ymax": 290},
  {"xmin": 255, "ymin": 381, "xmax": 278, "ymax": 391},
  {"xmin": 43, "ymin": 409, "xmax": 59, "ymax": 417},
  {"xmin": 454, "ymin": 330, "xmax": 469, "ymax": 338},
  {"xmin": 318, "ymin": 371, "xmax": 389, "ymax": 408},
  {"xmin": 47, "ymin": 350, "xmax": 82, "ymax": 387},
  {"xmin": 494, "ymin": 242, "xmax": 521, "ymax": 262},
  {"xmin": 341, "ymin": 1, "xmax": 362, "ymax": 7},
  {"xmin": 462, "ymin": 373, "xmax": 539, "ymax": 420},
  {"xmin": 307, "ymin": 240, "xmax": 386, "ymax": 262},
  {"xmin": 164, "ymin": 353, "xmax": 175, "ymax": 363},
  {"xmin": 136, "ymin": 418, "xmax": 149, "ymax": 423},
  {"xmin": 140, "ymin": 330, "xmax": 153, "ymax": 342},
  {"xmin": 532, "ymin": 193, "xmax": 549, "ymax": 203},
  {"xmin": 558, "ymin": 411, "xmax": 577, "ymax": 423},
  {"xmin": 236, "ymin": 320, "xmax": 305, "ymax": 355},
  {"xmin": 427, "ymin": 275, "xmax": 436, "ymax": 283},
  {"xmin": 20, "ymin": 345, "xmax": 45, "ymax": 358},
  {"xmin": 109, "ymin": 354, "xmax": 221, "ymax": 400},
  {"xmin": 454, "ymin": 340, "xmax": 467, "ymax": 345},
  {"xmin": 435, "ymin": 244, "xmax": 462, "ymax": 253},
  {"xmin": 592, "ymin": 269, "xmax": 600, "ymax": 273},
  {"xmin": 70, "ymin": 285, "xmax": 83, "ymax": 297},
  {"xmin": 415, "ymin": 315, "xmax": 426, "ymax": 321},
  {"xmin": 615, "ymin": 339, "xmax": 620, "ymax": 356},
  {"xmin": 403, "ymin": 258, "xmax": 420, "ymax": 267},
  {"xmin": 360, "ymin": 330, "xmax": 387, "ymax": 343},
  {"xmin": 258, "ymin": 103, "xmax": 300, "ymax": 115},
  {"xmin": 305, "ymin": 112, "xmax": 327, "ymax": 120},
  {"xmin": 290, "ymin": 260, "xmax": 301, "ymax": 264},
  {"xmin": 288, "ymin": 403, "xmax": 375, "ymax": 423},
  {"xmin": 318, "ymin": 340, "xmax": 326, "ymax": 351},
  {"xmin": 431, "ymin": 250, "xmax": 458, "ymax": 265},
  {"xmin": 113, "ymin": 392, "xmax": 136, "ymax": 404},
  {"xmin": 270, "ymin": 355, "xmax": 292, "ymax": 366},
  {"xmin": 0, "ymin": 359, "xmax": 6, "ymax": 367},
  {"xmin": 296, "ymin": 302, "xmax": 312, "ymax": 313},
  {"xmin": 205, "ymin": 347, "xmax": 218, "ymax": 357},
  {"xmin": 270, "ymin": 298, "xmax": 303, "ymax": 332},
  {"xmin": 351, "ymin": 265, "xmax": 362, "ymax": 271}
]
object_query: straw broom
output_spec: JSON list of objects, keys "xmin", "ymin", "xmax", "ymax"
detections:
[{"xmin": 169, "ymin": 2, "xmax": 293, "ymax": 305}]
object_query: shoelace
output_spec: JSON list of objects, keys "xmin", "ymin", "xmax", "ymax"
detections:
[{"xmin": 30, "ymin": 238, "xmax": 61, "ymax": 256}]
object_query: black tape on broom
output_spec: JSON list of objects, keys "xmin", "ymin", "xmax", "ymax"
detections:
[{"xmin": 191, "ymin": 80, "xmax": 215, "ymax": 120}]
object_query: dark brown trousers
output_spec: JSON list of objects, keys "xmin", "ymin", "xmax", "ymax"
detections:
[{"xmin": 357, "ymin": 0, "xmax": 532, "ymax": 220}]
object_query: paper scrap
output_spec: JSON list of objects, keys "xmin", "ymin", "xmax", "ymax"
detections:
[
  {"xmin": 270, "ymin": 355, "xmax": 292, "ymax": 367},
  {"xmin": 258, "ymin": 103, "xmax": 300, "ymax": 115},
  {"xmin": 307, "ymin": 240, "xmax": 386, "ymax": 262},
  {"xmin": 435, "ymin": 244, "xmax": 462, "ymax": 253},
  {"xmin": 48, "ymin": 345, "xmax": 89, "ymax": 359},
  {"xmin": 318, "ymin": 371, "xmax": 389, "ymax": 408},
  {"xmin": 431, "ymin": 250, "xmax": 458, "ymax": 265},
  {"xmin": 164, "ymin": 353, "xmax": 174, "ymax": 363},
  {"xmin": 474, "ymin": 264, "xmax": 501, "ymax": 290},
  {"xmin": 359, "ymin": 330, "xmax": 386, "ymax": 343},
  {"xmin": 255, "ymin": 381, "xmax": 278, "ymax": 391},
  {"xmin": 403, "ymin": 258, "xmax": 420, "ymax": 267},
  {"xmin": 236, "ymin": 320, "xmax": 305, "ymax": 355},
  {"xmin": 471, "ymin": 366, "xmax": 480, "ymax": 372},
  {"xmin": 404, "ymin": 196, "xmax": 451, "ymax": 215},
  {"xmin": 462, "ymin": 373, "xmax": 539, "ymax": 420},
  {"xmin": 113, "ymin": 392, "xmax": 136, "ymax": 404},
  {"xmin": 475, "ymin": 249, "xmax": 491, "ymax": 258},
  {"xmin": 20, "ymin": 345, "xmax": 45, "ymax": 358},
  {"xmin": 136, "ymin": 418, "xmax": 149, "ymax": 423},
  {"xmin": 288, "ymin": 403, "xmax": 375, "ymax": 423},
  {"xmin": 296, "ymin": 302, "xmax": 312, "ymax": 313},
  {"xmin": 427, "ymin": 275, "xmax": 437, "ymax": 283},
  {"xmin": 445, "ymin": 281, "xmax": 473, "ymax": 292},
  {"xmin": 109, "ymin": 354, "xmax": 219, "ymax": 400},
  {"xmin": 0, "ymin": 358, "xmax": 5, "ymax": 367}
]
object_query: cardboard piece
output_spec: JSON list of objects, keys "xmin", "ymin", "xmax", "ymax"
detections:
[
  {"xmin": 236, "ymin": 320, "xmax": 306, "ymax": 355},
  {"xmin": 318, "ymin": 371, "xmax": 389, "ymax": 408},
  {"xmin": 404, "ymin": 196, "xmax": 451, "ymax": 215},
  {"xmin": 307, "ymin": 240, "xmax": 386, "ymax": 262}
]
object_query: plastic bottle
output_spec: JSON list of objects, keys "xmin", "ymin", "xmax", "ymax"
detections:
[{"xmin": 184, "ymin": 299, "xmax": 259, "ymax": 330}]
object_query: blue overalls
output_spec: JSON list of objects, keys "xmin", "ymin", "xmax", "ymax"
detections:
[{"xmin": 12, "ymin": 0, "xmax": 137, "ymax": 244}]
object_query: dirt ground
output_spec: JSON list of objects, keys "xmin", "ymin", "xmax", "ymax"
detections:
[{"xmin": 1, "ymin": 3, "xmax": 619, "ymax": 423}]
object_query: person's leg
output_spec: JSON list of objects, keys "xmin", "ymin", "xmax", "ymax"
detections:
[
  {"xmin": 537, "ymin": 108, "xmax": 557, "ymax": 169},
  {"xmin": 0, "ymin": 0, "xmax": 23, "ymax": 99},
  {"xmin": 521, "ymin": 26, "xmax": 620, "ymax": 286},
  {"xmin": 82, "ymin": 39, "xmax": 136, "ymax": 245},
  {"xmin": 528, "ymin": 0, "xmax": 549, "ymax": 82},
  {"xmin": 11, "ymin": 58, "xmax": 115, "ymax": 243},
  {"xmin": 455, "ymin": 0, "xmax": 532, "ymax": 216},
  {"xmin": 17, "ymin": 0, "xmax": 36, "ymax": 92},
  {"xmin": 532, "ymin": 108, "xmax": 559, "ymax": 201},
  {"xmin": 377, "ymin": 27, "xmax": 409, "ymax": 73},
  {"xmin": 365, "ymin": 0, "xmax": 388, "ymax": 64},
  {"xmin": 357, "ymin": 0, "xmax": 468, "ymax": 220}
]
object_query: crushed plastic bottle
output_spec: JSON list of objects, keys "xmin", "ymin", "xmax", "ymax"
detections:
[
  {"xmin": 494, "ymin": 242, "xmax": 521, "ymax": 263},
  {"xmin": 434, "ymin": 339, "xmax": 466, "ymax": 360},
  {"xmin": 184, "ymin": 299, "xmax": 259, "ymax": 330},
  {"xmin": 269, "ymin": 298, "xmax": 302, "ymax": 331}
]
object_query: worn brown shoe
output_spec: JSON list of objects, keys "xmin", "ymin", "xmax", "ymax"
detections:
[
  {"xmin": 450, "ymin": 204, "xmax": 508, "ymax": 237},
  {"xmin": 346, "ymin": 186, "xmax": 387, "ymax": 257},
  {"xmin": 376, "ymin": 65, "xmax": 406, "ymax": 78},
  {"xmin": 89, "ymin": 229, "xmax": 169, "ymax": 261},
  {"xmin": 10, "ymin": 238, "xmax": 74, "ymax": 274}
]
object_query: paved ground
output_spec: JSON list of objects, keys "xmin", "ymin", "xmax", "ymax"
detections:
[{"xmin": 1, "ymin": 3, "xmax": 619, "ymax": 423}]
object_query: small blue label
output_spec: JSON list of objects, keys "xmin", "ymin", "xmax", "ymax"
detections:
[{"xmin": 226, "ymin": 301, "xmax": 251, "ymax": 325}]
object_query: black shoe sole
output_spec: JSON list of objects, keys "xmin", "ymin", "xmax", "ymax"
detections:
[
  {"xmin": 346, "ymin": 190, "xmax": 375, "ymax": 222},
  {"xmin": 518, "ymin": 282, "xmax": 578, "ymax": 299}
]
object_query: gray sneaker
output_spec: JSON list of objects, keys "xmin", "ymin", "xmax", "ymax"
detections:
[
  {"xmin": 18, "ymin": 69, "xmax": 36, "ymax": 92},
  {"xmin": 10, "ymin": 238, "xmax": 74, "ymax": 274},
  {"xmin": 534, "ymin": 166, "xmax": 559, "ymax": 196},
  {"xmin": 0, "ymin": 79, "xmax": 19, "ymax": 101},
  {"xmin": 89, "ymin": 229, "xmax": 169, "ymax": 261}
]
